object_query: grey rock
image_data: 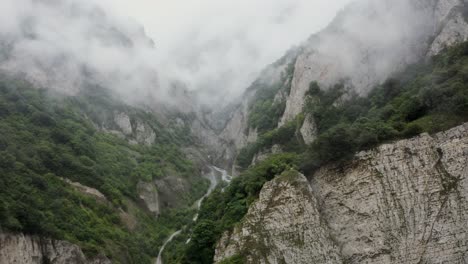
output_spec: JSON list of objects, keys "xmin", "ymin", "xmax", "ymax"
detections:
[
  {"xmin": 114, "ymin": 112, "xmax": 133, "ymax": 136},
  {"xmin": 300, "ymin": 114, "xmax": 317, "ymax": 145},
  {"xmin": 311, "ymin": 123, "xmax": 468, "ymax": 263},
  {"xmin": 429, "ymin": 1, "xmax": 468, "ymax": 55},
  {"xmin": 280, "ymin": 0, "xmax": 468, "ymax": 125},
  {"xmin": 135, "ymin": 122, "xmax": 156, "ymax": 146},
  {"xmin": 137, "ymin": 180, "xmax": 160, "ymax": 216},
  {"xmin": 215, "ymin": 123, "xmax": 468, "ymax": 264},
  {"xmin": 63, "ymin": 178, "xmax": 108, "ymax": 203},
  {"xmin": 155, "ymin": 176, "xmax": 191, "ymax": 209},
  {"xmin": 0, "ymin": 233, "xmax": 111, "ymax": 264},
  {"xmin": 214, "ymin": 170, "xmax": 342, "ymax": 264},
  {"xmin": 216, "ymin": 50, "xmax": 298, "ymax": 168}
]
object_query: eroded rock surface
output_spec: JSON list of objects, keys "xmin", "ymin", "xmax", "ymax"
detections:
[
  {"xmin": 137, "ymin": 180, "xmax": 160, "ymax": 216},
  {"xmin": 280, "ymin": 0, "xmax": 468, "ymax": 125},
  {"xmin": 311, "ymin": 123, "xmax": 468, "ymax": 264},
  {"xmin": 215, "ymin": 123, "xmax": 468, "ymax": 264},
  {"xmin": 300, "ymin": 114, "xmax": 317, "ymax": 145},
  {"xmin": 214, "ymin": 170, "xmax": 342, "ymax": 264},
  {"xmin": 0, "ymin": 233, "xmax": 111, "ymax": 264}
]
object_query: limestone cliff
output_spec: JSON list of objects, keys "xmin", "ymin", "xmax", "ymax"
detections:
[
  {"xmin": 137, "ymin": 180, "xmax": 160, "ymax": 216},
  {"xmin": 215, "ymin": 50, "xmax": 298, "ymax": 170},
  {"xmin": 215, "ymin": 123, "xmax": 468, "ymax": 264},
  {"xmin": 100, "ymin": 111, "xmax": 156, "ymax": 146},
  {"xmin": 218, "ymin": 0, "xmax": 468, "ymax": 158},
  {"xmin": 214, "ymin": 170, "xmax": 342, "ymax": 264},
  {"xmin": 280, "ymin": 0, "xmax": 468, "ymax": 125},
  {"xmin": 0, "ymin": 233, "xmax": 111, "ymax": 264}
]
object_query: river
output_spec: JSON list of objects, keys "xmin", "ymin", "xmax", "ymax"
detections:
[{"xmin": 155, "ymin": 166, "xmax": 231, "ymax": 264}]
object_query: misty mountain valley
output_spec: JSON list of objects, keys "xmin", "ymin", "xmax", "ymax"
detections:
[{"xmin": 1, "ymin": 0, "xmax": 468, "ymax": 264}]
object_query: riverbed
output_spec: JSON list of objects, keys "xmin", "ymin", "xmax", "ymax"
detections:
[{"xmin": 155, "ymin": 166, "xmax": 231, "ymax": 264}]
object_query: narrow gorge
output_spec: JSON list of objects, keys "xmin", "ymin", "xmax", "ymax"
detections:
[{"xmin": 1, "ymin": 0, "xmax": 468, "ymax": 263}]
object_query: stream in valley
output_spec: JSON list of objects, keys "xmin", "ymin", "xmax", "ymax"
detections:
[{"xmin": 155, "ymin": 166, "xmax": 231, "ymax": 264}]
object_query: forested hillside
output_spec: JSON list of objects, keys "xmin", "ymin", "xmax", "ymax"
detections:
[{"xmin": 0, "ymin": 75, "xmax": 209, "ymax": 263}]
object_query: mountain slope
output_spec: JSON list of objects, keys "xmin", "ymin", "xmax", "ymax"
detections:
[
  {"xmin": 0, "ymin": 77, "xmax": 209, "ymax": 263},
  {"xmin": 2, "ymin": 0, "xmax": 468, "ymax": 263},
  {"xmin": 178, "ymin": 39, "xmax": 468, "ymax": 263},
  {"xmin": 217, "ymin": 0, "xmax": 468, "ymax": 166},
  {"xmin": 215, "ymin": 122, "xmax": 468, "ymax": 264}
]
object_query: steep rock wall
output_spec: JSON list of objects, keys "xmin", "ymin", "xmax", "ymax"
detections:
[
  {"xmin": 214, "ymin": 170, "xmax": 342, "ymax": 264},
  {"xmin": 280, "ymin": 0, "xmax": 468, "ymax": 125},
  {"xmin": 136, "ymin": 180, "xmax": 160, "ymax": 216},
  {"xmin": 215, "ymin": 123, "xmax": 468, "ymax": 264},
  {"xmin": 218, "ymin": 0, "xmax": 468, "ymax": 166},
  {"xmin": 215, "ymin": 61, "xmax": 293, "ymax": 172},
  {"xmin": 0, "ymin": 233, "xmax": 111, "ymax": 264}
]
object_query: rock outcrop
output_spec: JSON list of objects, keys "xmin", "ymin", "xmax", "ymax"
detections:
[
  {"xmin": 429, "ymin": 0, "xmax": 468, "ymax": 55},
  {"xmin": 0, "ymin": 233, "xmax": 111, "ymax": 264},
  {"xmin": 216, "ymin": 50, "xmax": 298, "ymax": 169},
  {"xmin": 299, "ymin": 114, "xmax": 317, "ymax": 145},
  {"xmin": 100, "ymin": 111, "xmax": 156, "ymax": 146},
  {"xmin": 214, "ymin": 170, "xmax": 342, "ymax": 264},
  {"xmin": 155, "ymin": 175, "xmax": 192, "ymax": 209},
  {"xmin": 215, "ymin": 123, "xmax": 468, "ymax": 264},
  {"xmin": 218, "ymin": 0, "xmax": 468, "ymax": 163},
  {"xmin": 136, "ymin": 180, "xmax": 160, "ymax": 216},
  {"xmin": 63, "ymin": 178, "xmax": 108, "ymax": 204},
  {"xmin": 280, "ymin": 0, "xmax": 468, "ymax": 125},
  {"xmin": 251, "ymin": 144, "xmax": 283, "ymax": 166}
]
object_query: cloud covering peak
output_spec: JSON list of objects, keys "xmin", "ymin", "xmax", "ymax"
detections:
[{"xmin": 0, "ymin": 0, "xmax": 351, "ymax": 107}]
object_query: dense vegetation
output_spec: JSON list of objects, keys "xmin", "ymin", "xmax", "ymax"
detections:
[
  {"xmin": 301, "ymin": 41, "xmax": 468, "ymax": 171},
  {"xmin": 237, "ymin": 116, "xmax": 304, "ymax": 169},
  {"xmin": 247, "ymin": 61, "xmax": 295, "ymax": 133},
  {"xmin": 2, "ymin": 38, "xmax": 467, "ymax": 264},
  {"xmin": 178, "ymin": 41, "xmax": 468, "ymax": 263},
  {"xmin": 0, "ymin": 77, "xmax": 207, "ymax": 263},
  {"xmin": 239, "ymin": 41, "xmax": 468, "ymax": 173}
]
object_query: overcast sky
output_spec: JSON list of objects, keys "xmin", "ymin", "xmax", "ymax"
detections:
[{"xmin": 101, "ymin": 0, "xmax": 352, "ymax": 103}]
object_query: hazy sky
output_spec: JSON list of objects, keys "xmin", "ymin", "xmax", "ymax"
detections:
[{"xmin": 102, "ymin": 0, "xmax": 352, "ymax": 103}]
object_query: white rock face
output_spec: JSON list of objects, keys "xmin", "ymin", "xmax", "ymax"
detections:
[
  {"xmin": 216, "ymin": 52, "xmax": 297, "ymax": 169},
  {"xmin": 114, "ymin": 112, "xmax": 133, "ymax": 135},
  {"xmin": 311, "ymin": 123, "xmax": 468, "ymax": 263},
  {"xmin": 63, "ymin": 178, "xmax": 108, "ymax": 203},
  {"xmin": 279, "ymin": 0, "xmax": 468, "ymax": 125},
  {"xmin": 300, "ymin": 114, "xmax": 317, "ymax": 144},
  {"xmin": 219, "ymin": 89, "xmax": 257, "ymax": 152},
  {"xmin": 0, "ymin": 233, "xmax": 111, "ymax": 264},
  {"xmin": 135, "ymin": 122, "xmax": 156, "ymax": 145},
  {"xmin": 137, "ymin": 180, "xmax": 160, "ymax": 216},
  {"xmin": 429, "ymin": 5, "xmax": 468, "ymax": 55},
  {"xmin": 214, "ymin": 170, "xmax": 342, "ymax": 264},
  {"xmin": 105, "ymin": 112, "xmax": 156, "ymax": 146},
  {"xmin": 215, "ymin": 123, "xmax": 468, "ymax": 264},
  {"xmin": 218, "ymin": 0, "xmax": 468, "ymax": 160}
]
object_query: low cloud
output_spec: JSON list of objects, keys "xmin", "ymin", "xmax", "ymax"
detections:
[
  {"xmin": 0, "ymin": 0, "xmax": 350, "ymax": 107},
  {"xmin": 105, "ymin": 0, "xmax": 352, "ymax": 106}
]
